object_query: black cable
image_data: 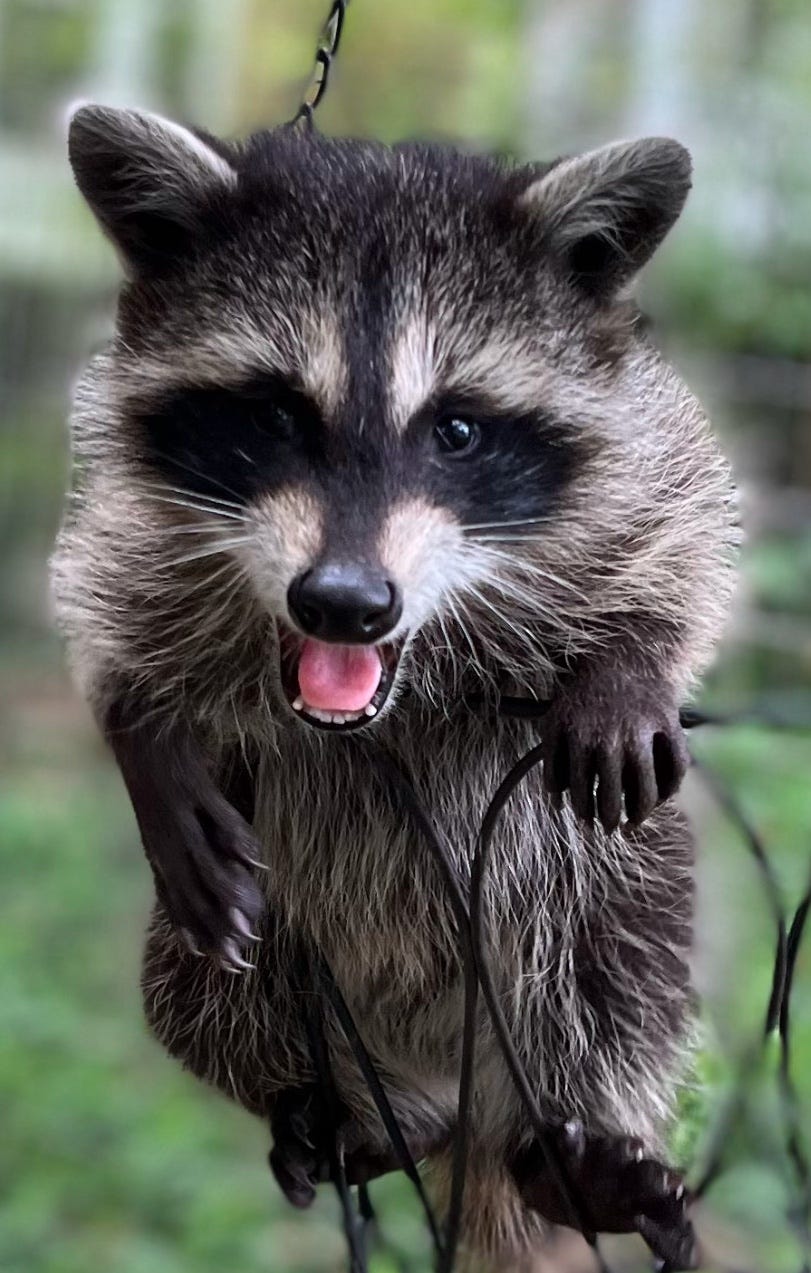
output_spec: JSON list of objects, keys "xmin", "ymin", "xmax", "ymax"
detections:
[
  {"xmin": 357, "ymin": 747, "xmax": 479, "ymax": 1273},
  {"xmin": 299, "ymin": 954, "xmax": 367, "ymax": 1273},
  {"xmin": 488, "ymin": 694, "xmax": 811, "ymax": 734},
  {"xmin": 692, "ymin": 758, "xmax": 788, "ymax": 1034},
  {"xmin": 363, "ymin": 744, "xmax": 612, "ymax": 1273},
  {"xmin": 356, "ymin": 1182, "xmax": 374, "ymax": 1270},
  {"xmin": 293, "ymin": 0, "xmax": 348, "ymax": 125},
  {"xmin": 688, "ymin": 758, "xmax": 788, "ymax": 1202},
  {"xmin": 468, "ymin": 742, "xmax": 613, "ymax": 1273},
  {"xmin": 311, "ymin": 950, "xmax": 446, "ymax": 1261},
  {"xmin": 443, "ymin": 943, "xmax": 478, "ymax": 1273},
  {"xmin": 779, "ymin": 885, "xmax": 811, "ymax": 1269},
  {"xmin": 283, "ymin": 688, "xmax": 811, "ymax": 1272}
]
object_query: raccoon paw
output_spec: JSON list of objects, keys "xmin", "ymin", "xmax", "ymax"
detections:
[
  {"xmin": 149, "ymin": 786, "xmax": 265, "ymax": 972},
  {"xmin": 269, "ymin": 1086, "xmax": 422, "ymax": 1208},
  {"xmin": 513, "ymin": 1123, "xmax": 698, "ymax": 1271},
  {"xmin": 269, "ymin": 1086, "xmax": 328, "ymax": 1208},
  {"xmin": 541, "ymin": 680, "xmax": 689, "ymax": 831}
]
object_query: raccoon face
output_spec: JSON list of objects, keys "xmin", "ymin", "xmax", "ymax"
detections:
[{"xmin": 69, "ymin": 106, "xmax": 691, "ymax": 732}]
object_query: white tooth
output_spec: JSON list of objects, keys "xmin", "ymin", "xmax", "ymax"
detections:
[
  {"xmin": 292, "ymin": 695, "xmax": 304, "ymax": 711},
  {"xmin": 365, "ymin": 704, "xmax": 377, "ymax": 717},
  {"xmin": 332, "ymin": 713, "xmax": 344, "ymax": 724}
]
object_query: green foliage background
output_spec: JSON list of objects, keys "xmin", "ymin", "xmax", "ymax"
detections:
[{"xmin": 1, "ymin": 2, "xmax": 810, "ymax": 1271}]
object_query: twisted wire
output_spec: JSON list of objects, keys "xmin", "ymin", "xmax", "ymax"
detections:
[{"xmin": 293, "ymin": 0, "xmax": 349, "ymax": 127}]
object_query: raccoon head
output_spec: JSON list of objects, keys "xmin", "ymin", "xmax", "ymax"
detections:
[{"xmin": 68, "ymin": 105, "xmax": 692, "ymax": 733}]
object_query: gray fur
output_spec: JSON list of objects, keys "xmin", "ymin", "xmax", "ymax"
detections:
[{"xmin": 52, "ymin": 105, "xmax": 739, "ymax": 1265}]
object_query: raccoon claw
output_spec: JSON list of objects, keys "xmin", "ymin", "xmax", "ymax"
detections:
[
  {"xmin": 542, "ymin": 680, "xmax": 688, "ymax": 831},
  {"xmin": 216, "ymin": 937, "xmax": 257, "ymax": 974},
  {"xmin": 148, "ymin": 792, "xmax": 265, "ymax": 964},
  {"xmin": 513, "ymin": 1126, "xmax": 697, "ymax": 1267},
  {"xmin": 269, "ymin": 1087, "xmax": 328, "ymax": 1208},
  {"xmin": 637, "ymin": 1213, "xmax": 700, "ymax": 1272}
]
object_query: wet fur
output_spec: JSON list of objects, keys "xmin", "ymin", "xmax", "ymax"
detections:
[{"xmin": 53, "ymin": 110, "xmax": 738, "ymax": 1265}]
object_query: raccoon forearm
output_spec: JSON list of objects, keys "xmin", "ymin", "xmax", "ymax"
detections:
[
  {"xmin": 558, "ymin": 613, "xmax": 690, "ymax": 697},
  {"xmin": 102, "ymin": 693, "xmax": 265, "ymax": 965},
  {"xmin": 103, "ymin": 695, "xmax": 208, "ymax": 829}
]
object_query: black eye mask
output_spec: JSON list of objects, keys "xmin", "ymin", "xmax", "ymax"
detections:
[
  {"xmin": 406, "ymin": 395, "xmax": 589, "ymax": 532},
  {"xmin": 136, "ymin": 372, "xmax": 587, "ymax": 540},
  {"xmin": 135, "ymin": 375, "xmax": 323, "ymax": 504}
]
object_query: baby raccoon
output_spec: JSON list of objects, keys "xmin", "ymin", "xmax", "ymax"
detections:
[{"xmin": 53, "ymin": 104, "xmax": 738, "ymax": 1269}]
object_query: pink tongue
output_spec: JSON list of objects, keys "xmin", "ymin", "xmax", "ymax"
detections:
[{"xmin": 297, "ymin": 639, "xmax": 383, "ymax": 712}]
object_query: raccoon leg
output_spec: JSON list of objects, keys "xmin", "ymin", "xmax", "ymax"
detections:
[
  {"xmin": 512, "ymin": 1124, "xmax": 697, "ymax": 1270},
  {"xmin": 491, "ymin": 806, "xmax": 696, "ymax": 1266},
  {"xmin": 269, "ymin": 1084, "xmax": 436, "ymax": 1208},
  {"xmin": 106, "ymin": 696, "xmax": 265, "ymax": 969}
]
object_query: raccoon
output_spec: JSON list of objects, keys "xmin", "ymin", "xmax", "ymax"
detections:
[{"xmin": 52, "ymin": 104, "xmax": 738, "ymax": 1269}]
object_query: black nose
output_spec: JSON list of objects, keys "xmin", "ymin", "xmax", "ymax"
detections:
[{"xmin": 287, "ymin": 564, "xmax": 402, "ymax": 643}]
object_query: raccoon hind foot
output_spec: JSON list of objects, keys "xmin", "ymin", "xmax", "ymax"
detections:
[
  {"xmin": 512, "ymin": 1122, "xmax": 698, "ymax": 1272},
  {"xmin": 269, "ymin": 1086, "xmax": 327, "ymax": 1208},
  {"xmin": 269, "ymin": 1085, "xmax": 427, "ymax": 1209}
]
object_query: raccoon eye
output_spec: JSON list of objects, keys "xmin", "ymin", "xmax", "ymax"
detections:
[
  {"xmin": 434, "ymin": 415, "xmax": 480, "ymax": 456},
  {"xmin": 266, "ymin": 403, "xmax": 297, "ymax": 435}
]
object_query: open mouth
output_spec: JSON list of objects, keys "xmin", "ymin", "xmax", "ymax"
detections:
[{"xmin": 279, "ymin": 625, "xmax": 403, "ymax": 731}]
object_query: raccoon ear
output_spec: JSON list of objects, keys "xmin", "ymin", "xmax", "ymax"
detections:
[
  {"xmin": 67, "ymin": 103, "xmax": 237, "ymax": 275},
  {"xmin": 519, "ymin": 137, "xmax": 691, "ymax": 299}
]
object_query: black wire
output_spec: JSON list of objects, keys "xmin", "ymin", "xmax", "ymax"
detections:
[
  {"xmin": 283, "ymin": 692, "xmax": 811, "ymax": 1273},
  {"xmin": 311, "ymin": 950, "xmax": 446, "ymax": 1261},
  {"xmin": 680, "ymin": 703, "xmax": 811, "ymax": 732},
  {"xmin": 362, "ymin": 743, "xmax": 612, "ymax": 1273},
  {"xmin": 293, "ymin": 0, "xmax": 348, "ymax": 125},
  {"xmin": 468, "ymin": 742, "xmax": 613, "ymax": 1273},
  {"xmin": 779, "ymin": 886, "xmax": 811, "ymax": 1269},
  {"xmin": 357, "ymin": 746, "xmax": 479, "ymax": 1273},
  {"xmin": 685, "ymin": 754, "xmax": 811, "ymax": 1273},
  {"xmin": 692, "ymin": 758, "xmax": 788, "ymax": 1034},
  {"xmin": 299, "ymin": 955, "xmax": 367, "ymax": 1273},
  {"xmin": 491, "ymin": 695, "xmax": 811, "ymax": 734},
  {"xmin": 687, "ymin": 758, "xmax": 788, "ymax": 1201},
  {"xmin": 443, "ymin": 937, "xmax": 478, "ymax": 1273},
  {"xmin": 357, "ymin": 1181, "xmax": 376, "ymax": 1267}
]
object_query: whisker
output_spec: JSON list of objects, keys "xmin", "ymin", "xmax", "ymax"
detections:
[
  {"xmin": 444, "ymin": 593, "xmax": 479, "ymax": 668},
  {"xmin": 150, "ymin": 522, "xmax": 246, "ymax": 537},
  {"xmin": 157, "ymin": 537, "xmax": 251, "ymax": 569},
  {"xmin": 467, "ymin": 544, "xmax": 590, "ymax": 604},
  {"xmin": 137, "ymin": 490, "xmax": 246, "ymax": 522},
  {"xmin": 156, "ymin": 559, "xmax": 250, "ymax": 613},
  {"xmin": 145, "ymin": 568, "xmax": 251, "ymax": 656},
  {"xmin": 146, "ymin": 483, "xmax": 244, "ymax": 511},
  {"xmin": 462, "ymin": 516, "xmax": 551, "ymax": 534},
  {"xmin": 145, "ymin": 452, "xmax": 248, "ymax": 505},
  {"xmin": 432, "ymin": 606, "xmax": 464, "ymax": 699},
  {"xmin": 464, "ymin": 583, "xmax": 538, "ymax": 648},
  {"xmin": 468, "ymin": 534, "xmax": 545, "ymax": 544}
]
